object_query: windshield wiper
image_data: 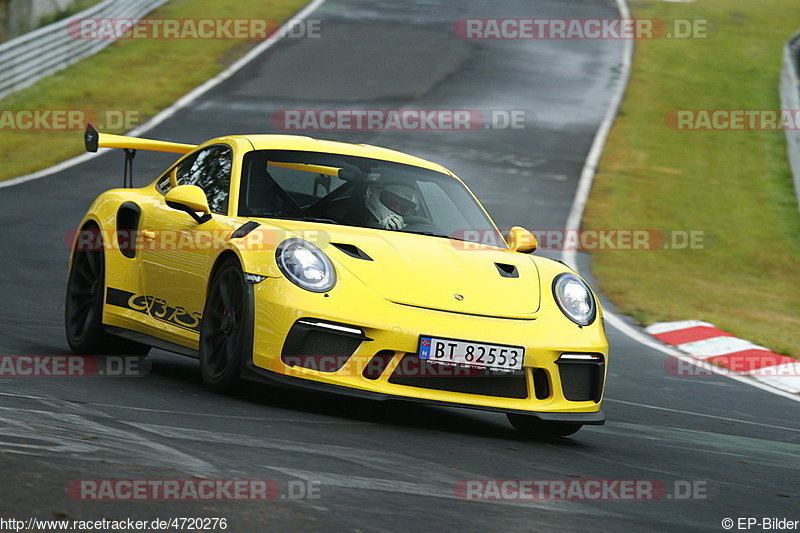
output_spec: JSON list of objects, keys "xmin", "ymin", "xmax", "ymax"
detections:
[
  {"xmin": 403, "ymin": 230, "xmax": 453, "ymax": 239},
  {"xmin": 402, "ymin": 230, "xmax": 484, "ymax": 243},
  {"xmin": 256, "ymin": 215, "xmax": 336, "ymax": 224},
  {"xmin": 300, "ymin": 216, "xmax": 338, "ymax": 224}
]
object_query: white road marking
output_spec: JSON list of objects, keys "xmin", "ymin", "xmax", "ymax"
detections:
[
  {"xmin": 560, "ymin": 0, "xmax": 800, "ymax": 404},
  {"xmin": 0, "ymin": 0, "xmax": 328, "ymax": 190},
  {"xmin": 561, "ymin": 0, "xmax": 633, "ymax": 251},
  {"xmin": 604, "ymin": 398, "xmax": 800, "ymax": 433},
  {"xmin": 605, "ymin": 312, "xmax": 800, "ymax": 403},
  {"xmin": 263, "ymin": 467, "xmax": 622, "ymax": 515},
  {"xmin": 748, "ymin": 363, "xmax": 800, "ymax": 393},
  {"xmin": 0, "ymin": 404, "xmax": 214, "ymax": 473},
  {"xmin": 677, "ymin": 337, "xmax": 769, "ymax": 359},
  {"xmin": 70, "ymin": 400, "xmax": 367, "ymax": 424},
  {"xmin": 0, "ymin": 391, "xmax": 49, "ymax": 401},
  {"xmin": 124, "ymin": 420, "xmax": 615, "ymax": 516},
  {"xmin": 642, "ymin": 322, "xmax": 800, "ymax": 394},
  {"xmin": 0, "ymin": 391, "xmax": 359, "ymax": 423},
  {"xmin": 644, "ymin": 320, "xmax": 714, "ymax": 335},
  {"xmin": 125, "ymin": 421, "xmax": 477, "ymax": 482}
]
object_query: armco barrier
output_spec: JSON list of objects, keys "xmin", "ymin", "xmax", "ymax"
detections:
[
  {"xmin": 780, "ymin": 30, "xmax": 800, "ymax": 211},
  {"xmin": 0, "ymin": 0, "xmax": 169, "ymax": 100}
]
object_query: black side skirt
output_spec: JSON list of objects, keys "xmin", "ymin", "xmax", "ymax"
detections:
[{"xmin": 105, "ymin": 325, "xmax": 199, "ymax": 358}]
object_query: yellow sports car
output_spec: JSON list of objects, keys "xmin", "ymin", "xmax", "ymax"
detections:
[{"xmin": 65, "ymin": 125, "xmax": 608, "ymax": 437}]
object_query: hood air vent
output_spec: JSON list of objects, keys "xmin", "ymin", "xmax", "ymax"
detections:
[
  {"xmin": 495, "ymin": 263, "xmax": 519, "ymax": 278},
  {"xmin": 331, "ymin": 243, "xmax": 373, "ymax": 261}
]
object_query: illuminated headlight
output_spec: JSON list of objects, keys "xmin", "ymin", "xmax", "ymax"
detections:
[
  {"xmin": 276, "ymin": 239, "xmax": 336, "ymax": 293},
  {"xmin": 552, "ymin": 273, "xmax": 596, "ymax": 326}
]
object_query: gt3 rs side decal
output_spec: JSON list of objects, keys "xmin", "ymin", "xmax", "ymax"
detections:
[{"xmin": 106, "ymin": 287, "xmax": 202, "ymax": 332}]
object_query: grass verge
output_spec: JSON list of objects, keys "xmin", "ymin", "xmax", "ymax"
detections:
[
  {"xmin": 585, "ymin": 0, "xmax": 800, "ymax": 355},
  {"xmin": 0, "ymin": 0, "xmax": 309, "ymax": 181}
]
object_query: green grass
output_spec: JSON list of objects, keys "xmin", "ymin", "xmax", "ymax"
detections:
[
  {"xmin": 585, "ymin": 0, "xmax": 800, "ymax": 355},
  {"xmin": 0, "ymin": 0, "xmax": 309, "ymax": 180}
]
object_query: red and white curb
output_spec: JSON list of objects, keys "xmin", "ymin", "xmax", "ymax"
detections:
[{"xmin": 645, "ymin": 320, "xmax": 800, "ymax": 394}]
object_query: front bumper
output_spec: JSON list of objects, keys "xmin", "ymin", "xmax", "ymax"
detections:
[
  {"xmin": 247, "ymin": 276, "xmax": 609, "ymax": 418},
  {"xmin": 242, "ymin": 360, "xmax": 605, "ymax": 424}
]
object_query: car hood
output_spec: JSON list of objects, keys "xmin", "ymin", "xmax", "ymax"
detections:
[{"xmin": 297, "ymin": 225, "xmax": 541, "ymax": 318}]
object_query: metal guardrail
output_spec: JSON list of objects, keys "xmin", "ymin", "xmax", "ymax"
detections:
[
  {"xmin": 780, "ymin": 30, "xmax": 800, "ymax": 211},
  {"xmin": 0, "ymin": 0, "xmax": 169, "ymax": 100},
  {"xmin": 2, "ymin": 0, "xmax": 81, "ymax": 41}
]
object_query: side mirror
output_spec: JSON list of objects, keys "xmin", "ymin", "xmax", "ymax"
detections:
[
  {"xmin": 165, "ymin": 185, "xmax": 211, "ymax": 223},
  {"xmin": 506, "ymin": 226, "xmax": 538, "ymax": 253}
]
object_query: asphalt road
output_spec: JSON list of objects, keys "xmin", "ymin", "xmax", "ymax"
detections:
[{"xmin": 1, "ymin": 0, "xmax": 798, "ymax": 531}]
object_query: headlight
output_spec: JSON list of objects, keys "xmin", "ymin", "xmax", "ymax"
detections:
[
  {"xmin": 552, "ymin": 273, "xmax": 596, "ymax": 326},
  {"xmin": 276, "ymin": 239, "xmax": 336, "ymax": 293}
]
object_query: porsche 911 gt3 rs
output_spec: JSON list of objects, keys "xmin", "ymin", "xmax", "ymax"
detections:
[{"xmin": 65, "ymin": 125, "xmax": 609, "ymax": 437}]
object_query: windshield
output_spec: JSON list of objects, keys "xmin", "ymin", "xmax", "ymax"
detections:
[{"xmin": 238, "ymin": 150, "xmax": 504, "ymax": 247}]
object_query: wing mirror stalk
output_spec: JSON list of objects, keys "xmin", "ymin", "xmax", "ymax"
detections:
[{"xmin": 165, "ymin": 185, "xmax": 212, "ymax": 224}]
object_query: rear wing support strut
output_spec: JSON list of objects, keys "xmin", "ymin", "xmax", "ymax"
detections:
[{"xmin": 84, "ymin": 124, "xmax": 197, "ymax": 188}]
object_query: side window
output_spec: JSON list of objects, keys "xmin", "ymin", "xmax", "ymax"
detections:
[
  {"xmin": 177, "ymin": 146, "xmax": 233, "ymax": 215},
  {"xmin": 155, "ymin": 169, "xmax": 176, "ymax": 194},
  {"xmin": 154, "ymin": 152, "xmax": 203, "ymax": 195}
]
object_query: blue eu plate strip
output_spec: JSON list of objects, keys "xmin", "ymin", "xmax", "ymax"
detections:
[{"xmin": 419, "ymin": 337, "xmax": 431, "ymax": 359}]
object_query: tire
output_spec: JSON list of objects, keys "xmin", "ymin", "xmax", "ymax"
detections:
[
  {"xmin": 507, "ymin": 413, "xmax": 583, "ymax": 438},
  {"xmin": 65, "ymin": 225, "xmax": 149, "ymax": 356},
  {"xmin": 199, "ymin": 258, "xmax": 249, "ymax": 393}
]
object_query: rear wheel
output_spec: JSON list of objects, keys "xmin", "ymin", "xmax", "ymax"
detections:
[
  {"xmin": 199, "ymin": 258, "xmax": 248, "ymax": 393},
  {"xmin": 65, "ymin": 225, "xmax": 149, "ymax": 355},
  {"xmin": 507, "ymin": 413, "xmax": 583, "ymax": 438}
]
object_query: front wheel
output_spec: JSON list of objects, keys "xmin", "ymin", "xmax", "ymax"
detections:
[
  {"xmin": 507, "ymin": 413, "xmax": 583, "ymax": 438},
  {"xmin": 199, "ymin": 258, "xmax": 249, "ymax": 393}
]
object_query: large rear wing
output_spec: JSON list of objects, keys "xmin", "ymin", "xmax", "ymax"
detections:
[{"xmin": 84, "ymin": 124, "xmax": 196, "ymax": 154}]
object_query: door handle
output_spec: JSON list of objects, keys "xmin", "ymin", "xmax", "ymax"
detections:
[{"xmin": 141, "ymin": 229, "xmax": 156, "ymax": 241}]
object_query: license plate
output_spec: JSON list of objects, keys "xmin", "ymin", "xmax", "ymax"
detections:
[{"xmin": 418, "ymin": 336, "xmax": 524, "ymax": 371}]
